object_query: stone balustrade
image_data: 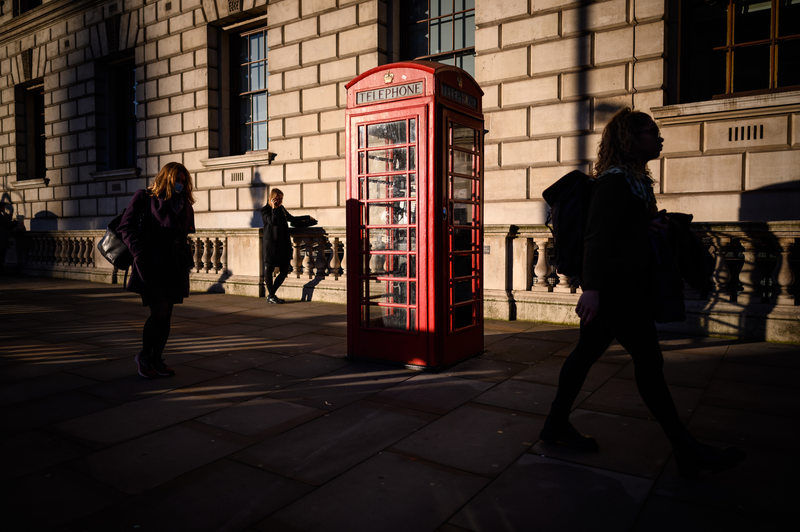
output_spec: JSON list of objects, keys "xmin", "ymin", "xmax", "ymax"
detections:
[{"xmin": 4, "ymin": 221, "xmax": 798, "ymax": 341}]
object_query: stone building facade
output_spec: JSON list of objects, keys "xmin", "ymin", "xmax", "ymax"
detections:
[{"xmin": 1, "ymin": 0, "xmax": 798, "ymax": 338}]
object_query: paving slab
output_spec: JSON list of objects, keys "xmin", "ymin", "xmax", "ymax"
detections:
[
  {"xmin": 613, "ymin": 350, "xmax": 722, "ymax": 388},
  {"xmin": 655, "ymin": 441, "xmax": 800, "ymax": 527},
  {"xmin": 441, "ymin": 357, "xmax": 528, "ymax": 383},
  {"xmin": 232, "ymin": 400, "xmax": 437, "ymax": 485},
  {"xmin": 0, "ymin": 371, "xmax": 97, "ymax": 406},
  {"xmin": 184, "ymin": 349, "xmax": 288, "ymax": 374},
  {"xmin": 481, "ymin": 336, "xmax": 567, "ymax": 364},
  {"xmin": 579, "ymin": 377, "xmax": 704, "ymax": 423},
  {"xmin": 517, "ymin": 323, "xmax": 582, "ymax": 343},
  {"xmin": 196, "ymin": 395, "xmax": 325, "ymax": 437},
  {"xmin": 72, "ymin": 459, "xmax": 314, "ymax": 532},
  {"xmin": 449, "ymin": 454, "xmax": 653, "ymax": 532},
  {"xmin": 0, "ymin": 429, "xmax": 90, "ymax": 482},
  {"xmin": 472, "ymin": 378, "xmax": 590, "ymax": 416},
  {"xmin": 632, "ymin": 494, "xmax": 793, "ymax": 532},
  {"xmin": 80, "ymin": 365, "xmax": 224, "ymax": 403},
  {"xmin": 532, "ymin": 409, "xmax": 673, "ymax": 479},
  {"xmin": 512, "ymin": 356, "xmax": 621, "ymax": 390},
  {"xmin": 262, "ymin": 451, "xmax": 489, "ymax": 532},
  {"xmin": 269, "ymin": 361, "xmax": 416, "ymax": 410},
  {"xmin": 372, "ymin": 373, "xmax": 494, "ymax": 414},
  {"xmin": 179, "ymin": 368, "xmax": 305, "ymax": 402},
  {"xmin": 688, "ymin": 404, "xmax": 800, "ymax": 453},
  {"xmin": 258, "ymin": 352, "xmax": 351, "ymax": 379},
  {"xmin": 257, "ymin": 332, "xmax": 347, "ymax": 356},
  {"xmin": 0, "ymin": 390, "xmax": 117, "ymax": 438},
  {"xmin": 69, "ymin": 422, "xmax": 248, "ymax": 495},
  {"xmin": 54, "ymin": 390, "xmax": 233, "ymax": 446},
  {"xmin": 714, "ymin": 361, "xmax": 800, "ymax": 389},
  {"xmin": 700, "ymin": 379, "xmax": 800, "ymax": 417},
  {"xmin": 0, "ymin": 351, "xmax": 107, "ymax": 383},
  {"xmin": 6, "ymin": 465, "xmax": 125, "ymax": 531},
  {"xmin": 721, "ymin": 341, "xmax": 800, "ymax": 367},
  {"xmin": 391, "ymin": 403, "xmax": 543, "ymax": 476}
]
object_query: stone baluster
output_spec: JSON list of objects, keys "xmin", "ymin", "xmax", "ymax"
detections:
[
  {"xmin": 31, "ymin": 237, "xmax": 41, "ymax": 264},
  {"xmin": 330, "ymin": 236, "xmax": 342, "ymax": 279},
  {"xmin": 737, "ymin": 237, "xmax": 762, "ymax": 304},
  {"xmin": 220, "ymin": 237, "xmax": 228, "ymax": 272},
  {"xmin": 303, "ymin": 237, "xmax": 314, "ymax": 279},
  {"xmin": 315, "ymin": 236, "xmax": 328, "ymax": 277},
  {"xmin": 709, "ymin": 236, "xmax": 732, "ymax": 301},
  {"xmin": 70, "ymin": 238, "xmax": 79, "ymax": 266},
  {"xmin": 78, "ymin": 238, "xmax": 87, "ymax": 266},
  {"xmin": 553, "ymin": 272, "xmax": 573, "ymax": 294},
  {"xmin": 532, "ymin": 238, "xmax": 553, "ymax": 292},
  {"xmin": 203, "ymin": 237, "xmax": 213, "ymax": 273},
  {"xmin": 193, "ymin": 237, "xmax": 202, "ymax": 273},
  {"xmin": 53, "ymin": 237, "xmax": 63, "ymax": 265},
  {"xmin": 339, "ymin": 235, "xmax": 347, "ymax": 277},
  {"xmin": 211, "ymin": 238, "xmax": 220, "ymax": 273},
  {"xmin": 291, "ymin": 235, "xmax": 303, "ymax": 277},
  {"xmin": 85, "ymin": 238, "xmax": 94, "ymax": 266},
  {"xmin": 773, "ymin": 238, "xmax": 796, "ymax": 305}
]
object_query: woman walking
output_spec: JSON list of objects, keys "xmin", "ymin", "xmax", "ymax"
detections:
[
  {"xmin": 540, "ymin": 108, "xmax": 744, "ymax": 478},
  {"xmin": 118, "ymin": 162, "xmax": 196, "ymax": 379}
]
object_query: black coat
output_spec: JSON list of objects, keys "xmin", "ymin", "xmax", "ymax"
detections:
[
  {"xmin": 118, "ymin": 189, "xmax": 195, "ymax": 300},
  {"xmin": 260, "ymin": 204, "xmax": 296, "ymax": 265}
]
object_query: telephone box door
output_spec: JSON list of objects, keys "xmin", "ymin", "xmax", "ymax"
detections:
[{"xmin": 347, "ymin": 108, "xmax": 429, "ymax": 364}]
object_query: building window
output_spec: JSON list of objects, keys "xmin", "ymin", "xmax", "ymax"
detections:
[
  {"xmin": 681, "ymin": 0, "xmax": 800, "ymax": 102},
  {"xmin": 234, "ymin": 28, "xmax": 268, "ymax": 154},
  {"xmin": 12, "ymin": 0, "xmax": 42, "ymax": 16},
  {"xmin": 400, "ymin": 1, "xmax": 475, "ymax": 77},
  {"xmin": 98, "ymin": 57, "xmax": 137, "ymax": 171},
  {"xmin": 15, "ymin": 81, "xmax": 46, "ymax": 181}
]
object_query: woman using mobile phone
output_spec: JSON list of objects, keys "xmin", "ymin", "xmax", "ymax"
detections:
[
  {"xmin": 260, "ymin": 189, "xmax": 314, "ymax": 304},
  {"xmin": 540, "ymin": 108, "xmax": 744, "ymax": 478}
]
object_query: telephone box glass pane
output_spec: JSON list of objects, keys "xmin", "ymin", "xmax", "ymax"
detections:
[
  {"xmin": 360, "ymin": 175, "xmax": 408, "ymax": 199},
  {"xmin": 452, "ymin": 176, "xmax": 473, "ymax": 200},
  {"xmin": 409, "ymin": 228, "xmax": 416, "ymax": 251},
  {"xmin": 454, "ymin": 280, "xmax": 473, "ymax": 303},
  {"xmin": 409, "ymin": 308, "xmax": 417, "ymax": 331},
  {"xmin": 409, "ymin": 147, "xmax": 416, "ymax": 170},
  {"xmin": 409, "ymin": 173, "xmax": 417, "ymax": 197},
  {"xmin": 358, "ymin": 125, "xmax": 366, "ymax": 148},
  {"xmin": 366, "ymin": 202, "xmax": 410, "ymax": 225},
  {"xmin": 452, "ymin": 203, "xmax": 474, "ymax": 225},
  {"xmin": 454, "ymin": 304, "xmax": 473, "ymax": 330},
  {"xmin": 367, "ymin": 254, "xmax": 408, "ymax": 277},
  {"xmin": 452, "ymin": 125, "xmax": 476, "ymax": 150},
  {"xmin": 453, "ymin": 229, "xmax": 476, "ymax": 251},
  {"xmin": 364, "ymin": 280, "xmax": 407, "ymax": 304},
  {"xmin": 365, "ymin": 228, "xmax": 408, "ymax": 251},
  {"xmin": 409, "ymin": 201, "xmax": 417, "ymax": 224},
  {"xmin": 381, "ymin": 307, "xmax": 408, "ymax": 330},
  {"xmin": 367, "ymin": 148, "xmax": 407, "ymax": 173},
  {"xmin": 452, "ymin": 150, "xmax": 474, "ymax": 175},
  {"xmin": 409, "ymin": 282, "xmax": 416, "ymax": 305},
  {"xmin": 367, "ymin": 120, "xmax": 407, "ymax": 146},
  {"xmin": 410, "ymin": 119, "xmax": 416, "ymax": 142},
  {"xmin": 453, "ymin": 254, "xmax": 472, "ymax": 277}
]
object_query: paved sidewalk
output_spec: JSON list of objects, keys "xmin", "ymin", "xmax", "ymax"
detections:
[{"xmin": 1, "ymin": 275, "xmax": 798, "ymax": 532}]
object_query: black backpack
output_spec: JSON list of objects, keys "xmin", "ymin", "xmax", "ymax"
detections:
[{"xmin": 542, "ymin": 170, "xmax": 595, "ymax": 279}]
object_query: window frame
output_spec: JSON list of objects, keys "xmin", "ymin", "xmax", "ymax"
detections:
[
  {"xmin": 14, "ymin": 80, "xmax": 46, "ymax": 182},
  {"xmin": 400, "ymin": 0, "xmax": 476, "ymax": 76},
  {"xmin": 233, "ymin": 26, "xmax": 269, "ymax": 155}
]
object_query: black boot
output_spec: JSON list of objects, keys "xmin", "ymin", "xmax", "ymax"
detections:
[
  {"xmin": 540, "ymin": 418, "xmax": 600, "ymax": 452},
  {"xmin": 669, "ymin": 428, "xmax": 745, "ymax": 479}
]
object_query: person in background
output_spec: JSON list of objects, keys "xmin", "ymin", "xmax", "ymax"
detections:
[
  {"xmin": 540, "ymin": 108, "xmax": 745, "ymax": 478},
  {"xmin": 260, "ymin": 189, "xmax": 313, "ymax": 304},
  {"xmin": 0, "ymin": 201, "xmax": 19, "ymax": 273},
  {"xmin": 118, "ymin": 162, "xmax": 196, "ymax": 379}
]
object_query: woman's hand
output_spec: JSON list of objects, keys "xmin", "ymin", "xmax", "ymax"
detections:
[
  {"xmin": 649, "ymin": 215, "xmax": 669, "ymax": 234},
  {"xmin": 270, "ymin": 197, "xmax": 282, "ymax": 209},
  {"xmin": 575, "ymin": 289, "xmax": 600, "ymax": 324}
]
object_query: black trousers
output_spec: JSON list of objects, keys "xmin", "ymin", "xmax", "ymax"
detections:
[
  {"xmin": 549, "ymin": 302, "xmax": 683, "ymax": 436},
  {"xmin": 265, "ymin": 262, "xmax": 290, "ymax": 297}
]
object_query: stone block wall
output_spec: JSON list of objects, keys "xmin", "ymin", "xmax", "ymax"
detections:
[{"xmin": 475, "ymin": 0, "xmax": 667, "ymax": 225}]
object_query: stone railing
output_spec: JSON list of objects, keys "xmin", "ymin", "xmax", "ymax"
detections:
[{"xmin": 4, "ymin": 222, "xmax": 798, "ymax": 341}]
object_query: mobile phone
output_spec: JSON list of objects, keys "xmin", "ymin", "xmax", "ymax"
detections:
[{"xmin": 652, "ymin": 209, "xmax": 666, "ymax": 221}]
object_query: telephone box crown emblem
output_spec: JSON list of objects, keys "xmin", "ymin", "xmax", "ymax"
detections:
[
  {"xmin": 384, "ymin": 72, "xmax": 394, "ymax": 84},
  {"xmin": 457, "ymin": 76, "xmax": 463, "ymax": 88}
]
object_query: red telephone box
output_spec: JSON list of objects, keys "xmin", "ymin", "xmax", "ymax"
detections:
[{"xmin": 345, "ymin": 61, "xmax": 484, "ymax": 368}]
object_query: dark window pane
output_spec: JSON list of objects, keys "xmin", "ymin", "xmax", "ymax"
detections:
[
  {"xmin": 239, "ymin": 95, "xmax": 251, "ymax": 124},
  {"xmin": 406, "ymin": 22, "xmax": 429, "ymax": 58},
  {"xmin": 778, "ymin": 0, "xmax": 800, "ymax": 36},
  {"xmin": 777, "ymin": 39, "xmax": 800, "ymax": 87},
  {"xmin": 453, "ymin": 228, "xmax": 476, "ymax": 251},
  {"xmin": 238, "ymin": 36, "xmax": 249, "ymax": 64},
  {"xmin": 454, "ymin": 280, "xmax": 473, "ymax": 303},
  {"xmin": 453, "ymin": 304, "xmax": 473, "ymax": 329},
  {"xmin": 734, "ymin": 0, "xmax": 772, "ymax": 43},
  {"xmin": 732, "ymin": 44, "xmax": 770, "ymax": 92},
  {"xmin": 240, "ymin": 124, "xmax": 251, "ymax": 152},
  {"xmin": 453, "ymin": 254, "xmax": 472, "ymax": 277},
  {"xmin": 238, "ymin": 65, "xmax": 248, "ymax": 94}
]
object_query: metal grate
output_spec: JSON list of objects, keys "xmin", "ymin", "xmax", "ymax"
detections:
[{"xmin": 728, "ymin": 125, "xmax": 764, "ymax": 142}]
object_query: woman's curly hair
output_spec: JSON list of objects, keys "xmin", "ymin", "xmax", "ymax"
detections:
[
  {"xmin": 594, "ymin": 107, "xmax": 655, "ymax": 181},
  {"xmin": 149, "ymin": 162, "xmax": 195, "ymax": 205}
]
